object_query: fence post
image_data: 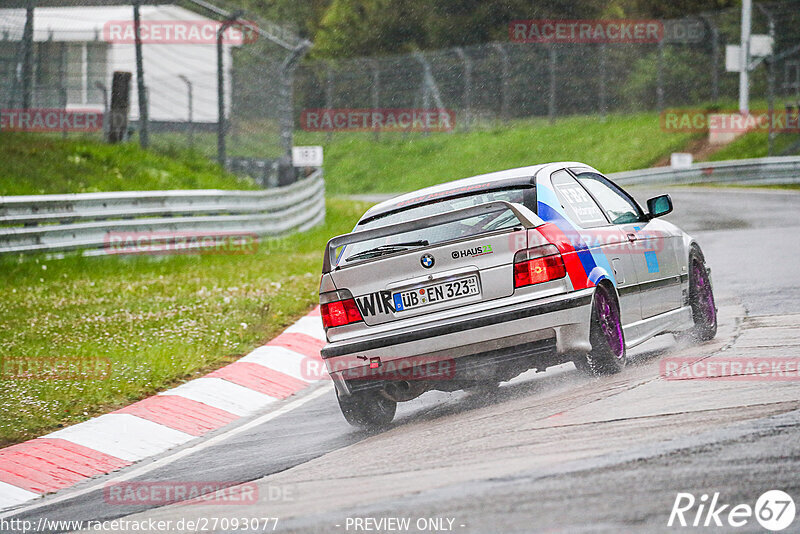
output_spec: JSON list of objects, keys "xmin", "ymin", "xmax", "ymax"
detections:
[
  {"xmin": 702, "ymin": 16, "xmax": 721, "ymax": 103},
  {"xmin": 370, "ymin": 58, "xmax": 380, "ymax": 140},
  {"xmin": 599, "ymin": 43, "xmax": 607, "ymax": 120},
  {"xmin": 216, "ymin": 22, "xmax": 226, "ymax": 168},
  {"xmin": 95, "ymin": 81, "xmax": 108, "ymax": 139},
  {"xmin": 279, "ymin": 40, "xmax": 312, "ymax": 159},
  {"xmin": 414, "ymin": 52, "xmax": 449, "ymax": 134},
  {"xmin": 21, "ymin": 0, "xmax": 34, "ymax": 110},
  {"xmin": 548, "ymin": 45, "xmax": 557, "ymax": 124},
  {"xmin": 454, "ymin": 48, "xmax": 472, "ymax": 131},
  {"xmin": 133, "ymin": 0, "xmax": 149, "ymax": 148},
  {"xmin": 178, "ymin": 75, "xmax": 193, "ymax": 150},
  {"xmin": 325, "ymin": 61, "xmax": 333, "ymax": 142},
  {"xmin": 759, "ymin": 6, "xmax": 776, "ymax": 156},
  {"xmin": 421, "ymin": 60, "xmax": 430, "ymax": 136},
  {"xmin": 230, "ymin": 62, "xmax": 239, "ymax": 146},
  {"xmin": 107, "ymin": 71, "xmax": 131, "ymax": 143},
  {"xmin": 325, "ymin": 62, "xmax": 334, "ymax": 109},
  {"xmin": 656, "ymin": 39, "xmax": 665, "ymax": 111},
  {"xmin": 768, "ymin": 56, "xmax": 775, "ymax": 157},
  {"xmin": 59, "ymin": 42, "xmax": 68, "ymax": 139},
  {"xmin": 492, "ymin": 43, "xmax": 510, "ymax": 120},
  {"xmin": 217, "ymin": 16, "xmax": 239, "ymax": 169}
]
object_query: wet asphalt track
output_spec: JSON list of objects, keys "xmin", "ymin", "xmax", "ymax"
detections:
[{"xmin": 4, "ymin": 186, "xmax": 800, "ymax": 533}]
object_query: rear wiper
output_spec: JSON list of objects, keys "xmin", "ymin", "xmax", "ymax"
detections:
[{"xmin": 345, "ymin": 240, "xmax": 429, "ymax": 262}]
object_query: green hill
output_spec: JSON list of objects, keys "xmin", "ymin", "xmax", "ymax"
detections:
[
  {"xmin": 295, "ymin": 112, "xmax": 701, "ymax": 195},
  {"xmin": 0, "ymin": 133, "xmax": 258, "ymax": 195}
]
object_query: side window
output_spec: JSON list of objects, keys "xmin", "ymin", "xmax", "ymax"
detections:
[
  {"xmin": 550, "ymin": 170, "xmax": 608, "ymax": 228},
  {"xmin": 571, "ymin": 171, "xmax": 643, "ymax": 225}
]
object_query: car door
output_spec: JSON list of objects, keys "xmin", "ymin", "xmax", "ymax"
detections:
[
  {"xmin": 548, "ymin": 169, "xmax": 643, "ymax": 330},
  {"xmin": 570, "ymin": 169, "xmax": 681, "ymax": 319}
]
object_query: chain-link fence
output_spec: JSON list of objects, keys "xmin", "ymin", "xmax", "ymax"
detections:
[
  {"xmin": 295, "ymin": 3, "xmax": 800, "ymax": 154},
  {"xmin": 759, "ymin": 3, "xmax": 800, "ymax": 156},
  {"xmin": 2, "ymin": 1, "xmax": 800, "ymax": 183},
  {"xmin": 0, "ymin": 0, "xmax": 307, "ymax": 187}
]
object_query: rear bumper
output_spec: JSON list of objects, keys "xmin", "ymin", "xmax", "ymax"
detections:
[{"xmin": 322, "ymin": 288, "xmax": 594, "ymax": 395}]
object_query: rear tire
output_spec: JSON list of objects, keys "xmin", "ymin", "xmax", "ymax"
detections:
[
  {"xmin": 686, "ymin": 249, "xmax": 717, "ymax": 342},
  {"xmin": 337, "ymin": 389, "xmax": 397, "ymax": 430},
  {"xmin": 574, "ymin": 284, "xmax": 627, "ymax": 376}
]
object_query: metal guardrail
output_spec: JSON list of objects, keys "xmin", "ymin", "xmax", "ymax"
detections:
[
  {"xmin": 0, "ymin": 169, "xmax": 325, "ymax": 255},
  {"xmin": 608, "ymin": 156, "xmax": 800, "ymax": 186},
  {"xmin": 226, "ymin": 157, "xmax": 280, "ymax": 188},
  {"xmin": 2, "ymin": 156, "xmax": 795, "ymax": 256}
]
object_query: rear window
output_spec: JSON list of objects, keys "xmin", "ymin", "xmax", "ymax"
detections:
[{"xmin": 338, "ymin": 187, "xmax": 534, "ymax": 265}]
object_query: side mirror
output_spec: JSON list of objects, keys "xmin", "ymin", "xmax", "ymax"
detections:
[{"xmin": 646, "ymin": 194, "xmax": 673, "ymax": 219}]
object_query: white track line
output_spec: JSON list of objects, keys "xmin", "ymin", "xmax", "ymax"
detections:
[{"xmin": 0, "ymin": 384, "xmax": 333, "ymax": 519}]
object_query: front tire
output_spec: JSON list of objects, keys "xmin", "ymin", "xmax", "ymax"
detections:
[
  {"xmin": 337, "ymin": 389, "xmax": 397, "ymax": 430},
  {"xmin": 574, "ymin": 284, "xmax": 627, "ymax": 376},
  {"xmin": 686, "ymin": 249, "xmax": 717, "ymax": 341}
]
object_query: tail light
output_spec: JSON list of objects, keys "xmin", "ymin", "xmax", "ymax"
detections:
[
  {"xmin": 514, "ymin": 244, "xmax": 566, "ymax": 288},
  {"xmin": 320, "ymin": 290, "xmax": 363, "ymax": 329}
]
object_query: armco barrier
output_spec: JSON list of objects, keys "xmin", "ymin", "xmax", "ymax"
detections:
[
  {"xmin": 0, "ymin": 169, "xmax": 325, "ymax": 255},
  {"xmin": 608, "ymin": 156, "xmax": 800, "ymax": 186},
  {"xmin": 2, "ymin": 156, "xmax": 795, "ymax": 256}
]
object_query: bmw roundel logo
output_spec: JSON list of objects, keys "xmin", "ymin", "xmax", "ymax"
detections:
[{"xmin": 420, "ymin": 254, "xmax": 435, "ymax": 269}]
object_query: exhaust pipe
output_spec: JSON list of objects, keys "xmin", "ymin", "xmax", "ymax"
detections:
[{"xmin": 382, "ymin": 380, "xmax": 427, "ymax": 402}]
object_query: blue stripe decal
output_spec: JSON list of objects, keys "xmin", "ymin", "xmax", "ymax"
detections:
[
  {"xmin": 541, "ymin": 205, "xmax": 598, "ymax": 273},
  {"xmin": 537, "ymin": 182, "xmax": 617, "ymax": 287},
  {"xmin": 644, "ymin": 251, "xmax": 660, "ymax": 273}
]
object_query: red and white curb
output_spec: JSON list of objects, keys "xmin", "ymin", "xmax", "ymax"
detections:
[{"xmin": 0, "ymin": 308, "xmax": 326, "ymax": 511}]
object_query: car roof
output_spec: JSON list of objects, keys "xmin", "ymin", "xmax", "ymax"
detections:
[{"xmin": 359, "ymin": 161, "xmax": 592, "ymax": 223}]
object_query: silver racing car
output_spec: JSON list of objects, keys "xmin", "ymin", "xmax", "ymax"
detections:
[{"xmin": 319, "ymin": 162, "xmax": 717, "ymax": 428}]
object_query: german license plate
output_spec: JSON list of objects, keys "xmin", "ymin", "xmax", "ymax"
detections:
[{"xmin": 392, "ymin": 275, "xmax": 480, "ymax": 312}]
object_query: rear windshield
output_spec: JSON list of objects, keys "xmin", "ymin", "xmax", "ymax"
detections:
[{"xmin": 338, "ymin": 187, "xmax": 534, "ymax": 266}]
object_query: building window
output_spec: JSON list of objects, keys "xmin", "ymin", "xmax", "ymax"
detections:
[
  {"xmin": 86, "ymin": 42, "xmax": 107, "ymax": 106},
  {"xmin": 36, "ymin": 41, "xmax": 107, "ymax": 107}
]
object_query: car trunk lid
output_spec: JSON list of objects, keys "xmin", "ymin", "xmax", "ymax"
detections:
[{"xmin": 323, "ymin": 201, "xmax": 542, "ymax": 326}]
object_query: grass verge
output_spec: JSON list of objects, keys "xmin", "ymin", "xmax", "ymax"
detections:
[
  {"xmin": 295, "ymin": 113, "xmax": 700, "ymax": 195},
  {"xmin": 0, "ymin": 198, "xmax": 367, "ymax": 446},
  {"xmin": 705, "ymin": 131, "xmax": 800, "ymax": 161},
  {"xmin": 0, "ymin": 132, "xmax": 259, "ymax": 195}
]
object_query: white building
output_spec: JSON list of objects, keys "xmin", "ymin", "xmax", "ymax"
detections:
[{"xmin": 0, "ymin": 4, "xmax": 240, "ymax": 123}]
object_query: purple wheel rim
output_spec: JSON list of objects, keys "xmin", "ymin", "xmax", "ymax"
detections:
[
  {"xmin": 596, "ymin": 290, "xmax": 624, "ymax": 359},
  {"xmin": 692, "ymin": 261, "xmax": 716, "ymax": 328}
]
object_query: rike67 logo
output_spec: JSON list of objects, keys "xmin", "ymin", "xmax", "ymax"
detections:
[{"xmin": 668, "ymin": 490, "xmax": 796, "ymax": 531}]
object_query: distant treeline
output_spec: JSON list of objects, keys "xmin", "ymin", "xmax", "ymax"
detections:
[{"xmin": 237, "ymin": 0, "xmax": 739, "ymax": 58}]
